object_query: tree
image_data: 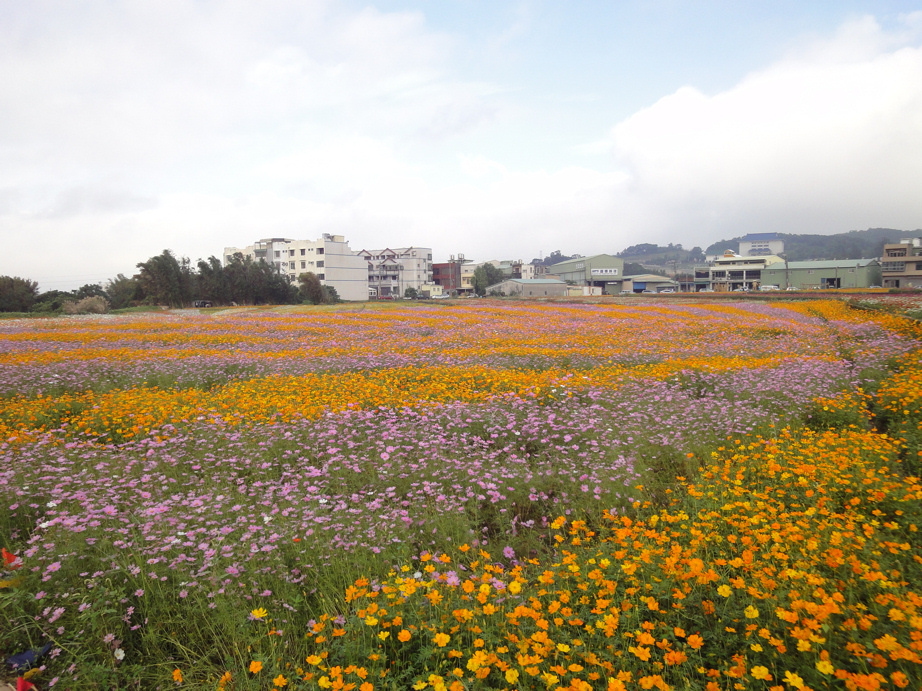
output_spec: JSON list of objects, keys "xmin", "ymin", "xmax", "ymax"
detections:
[
  {"xmin": 31, "ymin": 289, "xmax": 75, "ymax": 312},
  {"xmin": 195, "ymin": 257, "xmax": 231, "ymax": 305},
  {"xmin": 105, "ymin": 274, "xmax": 140, "ymax": 310},
  {"xmin": 136, "ymin": 250, "xmax": 194, "ymax": 308},
  {"xmin": 623, "ymin": 262, "xmax": 647, "ymax": 276},
  {"xmin": 404, "ymin": 287, "xmax": 418, "ymax": 299},
  {"xmin": 322, "ymin": 285, "xmax": 341, "ymax": 304},
  {"xmin": 74, "ymin": 283, "xmax": 107, "ymax": 300},
  {"xmin": 0, "ymin": 276, "xmax": 39, "ymax": 312},
  {"xmin": 299, "ymin": 272, "xmax": 325, "ymax": 305},
  {"xmin": 471, "ymin": 264, "xmax": 504, "ymax": 295}
]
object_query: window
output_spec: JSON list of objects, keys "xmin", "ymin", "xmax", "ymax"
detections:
[
  {"xmin": 300, "ymin": 249, "xmax": 306, "ymax": 256},
  {"xmin": 317, "ymin": 248, "xmax": 324, "ymax": 254},
  {"xmin": 274, "ymin": 250, "xmax": 281, "ymax": 258},
  {"xmin": 289, "ymin": 261, "xmax": 295, "ymax": 269},
  {"xmin": 316, "ymin": 261, "xmax": 324, "ymax": 268},
  {"xmin": 318, "ymin": 273, "xmax": 325, "ymax": 280},
  {"xmin": 301, "ymin": 261, "xmax": 306, "ymax": 269},
  {"xmin": 882, "ymin": 262, "xmax": 906, "ymax": 272},
  {"xmin": 289, "ymin": 249, "xmax": 295, "ymax": 257}
]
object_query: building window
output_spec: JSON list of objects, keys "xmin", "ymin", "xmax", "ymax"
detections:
[
  {"xmin": 316, "ymin": 261, "xmax": 324, "ymax": 268},
  {"xmin": 301, "ymin": 261, "xmax": 306, "ymax": 269},
  {"xmin": 318, "ymin": 273, "xmax": 325, "ymax": 280},
  {"xmin": 882, "ymin": 262, "xmax": 906, "ymax": 272},
  {"xmin": 289, "ymin": 249, "xmax": 295, "ymax": 257},
  {"xmin": 274, "ymin": 250, "xmax": 281, "ymax": 258},
  {"xmin": 317, "ymin": 248, "xmax": 324, "ymax": 254},
  {"xmin": 289, "ymin": 261, "xmax": 295, "ymax": 269},
  {"xmin": 300, "ymin": 249, "xmax": 306, "ymax": 256}
]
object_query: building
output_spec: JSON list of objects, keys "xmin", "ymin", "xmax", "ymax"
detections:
[
  {"xmin": 740, "ymin": 233, "xmax": 785, "ymax": 257},
  {"xmin": 761, "ymin": 259, "xmax": 882, "ymax": 290},
  {"xmin": 356, "ymin": 247, "xmax": 434, "ymax": 299},
  {"xmin": 606, "ymin": 274, "xmax": 679, "ymax": 294},
  {"xmin": 495, "ymin": 260, "xmax": 535, "ymax": 280},
  {"xmin": 547, "ymin": 254, "xmax": 624, "ymax": 290},
  {"xmin": 223, "ymin": 234, "xmax": 368, "ymax": 301},
  {"xmin": 694, "ymin": 251, "xmax": 783, "ymax": 292},
  {"xmin": 432, "ymin": 255, "xmax": 469, "ymax": 295},
  {"xmin": 486, "ymin": 278, "xmax": 569, "ymax": 297},
  {"xmin": 880, "ymin": 238, "xmax": 922, "ymax": 289}
]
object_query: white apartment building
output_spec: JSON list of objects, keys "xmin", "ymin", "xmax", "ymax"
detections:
[
  {"xmin": 356, "ymin": 247, "xmax": 433, "ymax": 298},
  {"xmin": 223, "ymin": 234, "xmax": 369, "ymax": 301}
]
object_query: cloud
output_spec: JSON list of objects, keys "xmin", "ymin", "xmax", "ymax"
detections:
[
  {"xmin": 605, "ymin": 13, "xmax": 922, "ymax": 245},
  {"xmin": 2, "ymin": 7, "xmax": 921, "ymax": 290}
]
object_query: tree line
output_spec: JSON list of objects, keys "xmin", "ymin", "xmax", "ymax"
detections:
[{"xmin": 0, "ymin": 250, "xmax": 339, "ymax": 313}]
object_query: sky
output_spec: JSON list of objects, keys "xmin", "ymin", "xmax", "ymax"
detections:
[{"xmin": 2, "ymin": 1, "xmax": 921, "ymax": 291}]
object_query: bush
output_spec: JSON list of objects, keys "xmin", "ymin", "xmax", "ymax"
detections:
[{"xmin": 62, "ymin": 296, "xmax": 110, "ymax": 315}]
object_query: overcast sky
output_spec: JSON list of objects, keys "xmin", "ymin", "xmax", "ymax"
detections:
[{"xmin": 2, "ymin": 1, "xmax": 921, "ymax": 290}]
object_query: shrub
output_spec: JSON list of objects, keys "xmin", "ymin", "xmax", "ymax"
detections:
[{"xmin": 62, "ymin": 296, "xmax": 110, "ymax": 314}]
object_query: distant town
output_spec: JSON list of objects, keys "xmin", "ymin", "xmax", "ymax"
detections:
[
  {"xmin": 222, "ymin": 231, "xmax": 922, "ymax": 302},
  {"xmin": 2, "ymin": 228, "xmax": 922, "ymax": 313}
]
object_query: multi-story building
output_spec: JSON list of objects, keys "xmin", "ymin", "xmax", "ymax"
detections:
[
  {"xmin": 223, "ymin": 234, "xmax": 368, "ymax": 301},
  {"xmin": 739, "ymin": 233, "xmax": 785, "ymax": 257},
  {"xmin": 881, "ymin": 238, "xmax": 922, "ymax": 289},
  {"xmin": 694, "ymin": 251, "xmax": 783, "ymax": 292},
  {"xmin": 356, "ymin": 247, "xmax": 434, "ymax": 299},
  {"xmin": 432, "ymin": 255, "xmax": 469, "ymax": 295}
]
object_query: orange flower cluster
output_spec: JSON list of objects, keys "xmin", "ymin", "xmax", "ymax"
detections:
[{"xmin": 299, "ymin": 403, "xmax": 921, "ymax": 689}]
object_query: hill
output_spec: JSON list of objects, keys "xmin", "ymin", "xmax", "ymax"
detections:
[{"xmin": 705, "ymin": 228, "xmax": 922, "ymax": 261}]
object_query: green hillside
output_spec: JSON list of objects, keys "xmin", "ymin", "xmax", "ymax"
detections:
[{"xmin": 705, "ymin": 228, "xmax": 922, "ymax": 261}]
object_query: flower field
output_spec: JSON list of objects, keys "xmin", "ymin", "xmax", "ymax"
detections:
[{"xmin": 1, "ymin": 298, "xmax": 921, "ymax": 689}]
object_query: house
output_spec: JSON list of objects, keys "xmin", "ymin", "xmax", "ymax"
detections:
[
  {"xmin": 880, "ymin": 238, "xmax": 922, "ymax": 289},
  {"xmin": 432, "ymin": 255, "xmax": 471, "ymax": 295},
  {"xmin": 356, "ymin": 247, "xmax": 434, "ymax": 299}
]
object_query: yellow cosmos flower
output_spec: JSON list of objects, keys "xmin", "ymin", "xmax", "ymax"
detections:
[
  {"xmin": 398, "ymin": 629, "xmax": 411, "ymax": 642},
  {"xmin": 433, "ymin": 632, "xmax": 450, "ymax": 647},
  {"xmin": 249, "ymin": 660, "xmax": 263, "ymax": 674},
  {"xmin": 273, "ymin": 674, "xmax": 288, "ymax": 687},
  {"xmin": 250, "ymin": 607, "xmax": 268, "ymax": 620},
  {"xmin": 717, "ymin": 585, "xmax": 732, "ymax": 597},
  {"xmin": 505, "ymin": 669, "xmax": 520, "ymax": 684},
  {"xmin": 744, "ymin": 605, "xmax": 759, "ymax": 618},
  {"xmin": 816, "ymin": 660, "xmax": 834, "ymax": 675},
  {"xmin": 508, "ymin": 580, "xmax": 521, "ymax": 594},
  {"xmin": 751, "ymin": 666, "xmax": 770, "ymax": 680},
  {"xmin": 783, "ymin": 671, "xmax": 805, "ymax": 689},
  {"xmin": 306, "ymin": 655, "xmax": 322, "ymax": 665}
]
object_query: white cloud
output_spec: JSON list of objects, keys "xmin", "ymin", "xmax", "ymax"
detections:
[
  {"xmin": 605, "ymin": 13, "xmax": 922, "ymax": 245},
  {"xmin": 2, "ymin": 7, "xmax": 922, "ymax": 290}
]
